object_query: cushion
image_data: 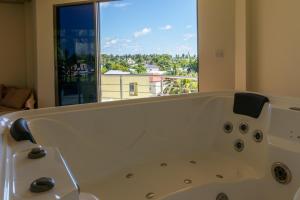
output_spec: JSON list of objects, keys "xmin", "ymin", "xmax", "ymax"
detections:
[
  {"xmin": 1, "ymin": 88, "xmax": 31, "ymax": 109},
  {"xmin": 25, "ymin": 93, "xmax": 36, "ymax": 109},
  {"xmin": 0, "ymin": 106, "xmax": 18, "ymax": 115},
  {"xmin": 0, "ymin": 84, "xmax": 3, "ymax": 99}
]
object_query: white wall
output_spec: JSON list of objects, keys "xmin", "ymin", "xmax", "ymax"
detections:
[
  {"xmin": 0, "ymin": 3, "xmax": 27, "ymax": 88},
  {"xmin": 247, "ymin": 0, "xmax": 300, "ymax": 97},
  {"xmin": 32, "ymin": 0, "xmax": 236, "ymax": 107},
  {"xmin": 198, "ymin": 0, "xmax": 235, "ymax": 92},
  {"xmin": 24, "ymin": 1, "xmax": 37, "ymax": 92},
  {"xmin": 235, "ymin": 0, "xmax": 247, "ymax": 90},
  {"xmin": 31, "ymin": 0, "xmax": 300, "ymax": 107},
  {"xmin": 34, "ymin": 0, "xmax": 93, "ymax": 108}
]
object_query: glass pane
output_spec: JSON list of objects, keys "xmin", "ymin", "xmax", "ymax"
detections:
[
  {"xmin": 99, "ymin": 0, "xmax": 198, "ymax": 102},
  {"xmin": 56, "ymin": 3, "xmax": 97, "ymax": 106}
]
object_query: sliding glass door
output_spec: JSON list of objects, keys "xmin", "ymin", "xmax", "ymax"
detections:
[{"xmin": 55, "ymin": 3, "xmax": 97, "ymax": 106}]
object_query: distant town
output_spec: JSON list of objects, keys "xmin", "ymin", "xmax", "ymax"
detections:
[
  {"xmin": 99, "ymin": 54, "xmax": 199, "ymax": 101},
  {"xmin": 100, "ymin": 54, "xmax": 198, "ymax": 77},
  {"xmin": 57, "ymin": 53, "xmax": 199, "ymax": 104}
]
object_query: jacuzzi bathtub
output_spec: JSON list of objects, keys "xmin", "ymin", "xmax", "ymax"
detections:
[{"xmin": 2, "ymin": 91, "xmax": 300, "ymax": 200}]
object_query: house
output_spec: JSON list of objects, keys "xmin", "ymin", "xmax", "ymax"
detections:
[
  {"xmin": 101, "ymin": 73, "xmax": 156, "ymax": 102},
  {"xmin": 145, "ymin": 64, "xmax": 163, "ymax": 74},
  {"xmin": 127, "ymin": 58, "xmax": 136, "ymax": 66}
]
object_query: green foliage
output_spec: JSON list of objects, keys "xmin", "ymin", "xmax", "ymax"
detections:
[
  {"xmin": 57, "ymin": 51, "xmax": 199, "ymax": 97},
  {"xmin": 100, "ymin": 54, "xmax": 198, "ymax": 76},
  {"xmin": 102, "ymin": 62, "xmax": 130, "ymax": 73},
  {"xmin": 132, "ymin": 65, "xmax": 147, "ymax": 74},
  {"xmin": 163, "ymin": 78, "xmax": 198, "ymax": 95}
]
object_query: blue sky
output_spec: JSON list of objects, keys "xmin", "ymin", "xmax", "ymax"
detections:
[{"xmin": 100, "ymin": 0, "xmax": 198, "ymax": 56}]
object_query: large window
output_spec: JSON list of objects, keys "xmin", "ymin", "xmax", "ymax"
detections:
[{"xmin": 55, "ymin": 0, "xmax": 198, "ymax": 106}]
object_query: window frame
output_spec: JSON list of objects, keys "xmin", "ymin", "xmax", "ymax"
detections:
[{"xmin": 54, "ymin": 0, "xmax": 200, "ymax": 105}]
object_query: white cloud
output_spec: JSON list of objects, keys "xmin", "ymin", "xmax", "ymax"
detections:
[
  {"xmin": 100, "ymin": 2, "xmax": 111, "ymax": 8},
  {"xmin": 104, "ymin": 38, "xmax": 119, "ymax": 48},
  {"xmin": 100, "ymin": 2, "xmax": 131, "ymax": 9},
  {"xmin": 103, "ymin": 38, "xmax": 134, "ymax": 49},
  {"xmin": 106, "ymin": 39, "xmax": 118, "ymax": 44},
  {"xmin": 160, "ymin": 25, "xmax": 172, "ymax": 31},
  {"xmin": 134, "ymin": 28, "xmax": 152, "ymax": 38},
  {"xmin": 113, "ymin": 3, "xmax": 131, "ymax": 8},
  {"xmin": 186, "ymin": 25, "xmax": 193, "ymax": 29},
  {"xmin": 110, "ymin": 39, "xmax": 118, "ymax": 44},
  {"xmin": 183, "ymin": 33, "xmax": 195, "ymax": 41}
]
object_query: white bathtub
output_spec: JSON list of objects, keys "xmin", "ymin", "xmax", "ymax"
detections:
[{"xmin": 1, "ymin": 91, "xmax": 300, "ymax": 200}]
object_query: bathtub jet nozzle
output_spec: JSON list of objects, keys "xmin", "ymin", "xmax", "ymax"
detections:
[
  {"xmin": 216, "ymin": 193, "xmax": 229, "ymax": 200},
  {"xmin": 272, "ymin": 162, "xmax": 292, "ymax": 185},
  {"xmin": 234, "ymin": 139, "xmax": 245, "ymax": 152}
]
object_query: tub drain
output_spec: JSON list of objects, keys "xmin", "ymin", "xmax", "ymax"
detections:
[
  {"xmin": 160, "ymin": 163, "xmax": 167, "ymax": 167},
  {"xmin": 216, "ymin": 193, "xmax": 229, "ymax": 200},
  {"xmin": 190, "ymin": 160, "xmax": 197, "ymax": 164},
  {"xmin": 216, "ymin": 174, "xmax": 224, "ymax": 179},
  {"xmin": 271, "ymin": 162, "xmax": 292, "ymax": 184}
]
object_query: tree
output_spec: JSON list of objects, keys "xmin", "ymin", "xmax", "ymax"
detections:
[
  {"xmin": 163, "ymin": 78, "xmax": 198, "ymax": 95},
  {"xmin": 132, "ymin": 65, "xmax": 147, "ymax": 74},
  {"xmin": 186, "ymin": 58, "xmax": 198, "ymax": 73},
  {"xmin": 156, "ymin": 54, "xmax": 172, "ymax": 71},
  {"xmin": 99, "ymin": 53, "xmax": 198, "ymax": 76}
]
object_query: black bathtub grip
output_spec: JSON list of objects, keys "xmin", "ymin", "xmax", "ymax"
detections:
[{"xmin": 10, "ymin": 118, "xmax": 36, "ymax": 143}]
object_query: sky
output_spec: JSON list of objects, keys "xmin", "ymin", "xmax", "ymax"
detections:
[{"xmin": 100, "ymin": 0, "xmax": 198, "ymax": 56}]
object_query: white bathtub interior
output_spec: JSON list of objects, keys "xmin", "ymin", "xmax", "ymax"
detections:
[{"xmin": 2, "ymin": 92, "xmax": 300, "ymax": 200}]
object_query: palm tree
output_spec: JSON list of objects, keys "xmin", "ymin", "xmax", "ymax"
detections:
[{"xmin": 163, "ymin": 78, "xmax": 197, "ymax": 95}]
